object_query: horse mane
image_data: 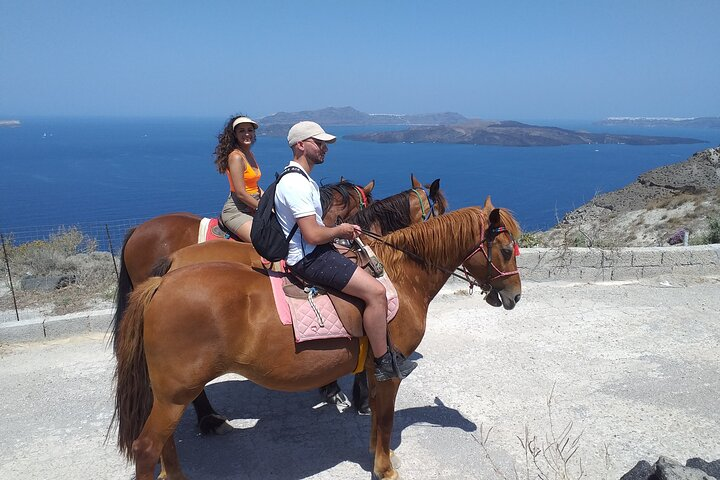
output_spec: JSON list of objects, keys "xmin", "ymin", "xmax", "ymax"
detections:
[
  {"xmin": 371, "ymin": 206, "xmax": 521, "ymax": 275},
  {"xmin": 319, "ymin": 181, "xmax": 372, "ymax": 216},
  {"xmin": 348, "ymin": 189, "xmax": 412, "ymax": 234},
  {"xmin": 497, "ymin": 208, "xmax": 521, "ymax": 238}
]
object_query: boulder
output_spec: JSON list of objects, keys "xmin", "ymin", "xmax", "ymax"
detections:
[{"xmin": 620, "ymin": 456, "xmax": 718, "ymax": 480}]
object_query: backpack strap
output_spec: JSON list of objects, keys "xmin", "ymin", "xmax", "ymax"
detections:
[{"xmin": 275, "ymin": 166, "xmax": 310, "ymax": 242}]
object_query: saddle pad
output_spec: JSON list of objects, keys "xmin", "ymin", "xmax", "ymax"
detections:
[
  {"xmin": 198, "ymin": 217, "xmax": 212, "ymax": 244},
  {"xmin": 268, "ymin": 272, "xmax": 399, "ymax": 343},
  {"xmin": 198, "ymin": 217, "xmax": 228, "ymax": 243}
]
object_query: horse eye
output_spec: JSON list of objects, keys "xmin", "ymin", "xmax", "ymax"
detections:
[{"xmin": 501, "ymin": 245, "xmax": 513, "ymax": 261}]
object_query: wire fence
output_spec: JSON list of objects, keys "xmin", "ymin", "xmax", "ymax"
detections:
[
  {"xmin": 0, "ymin": 214, "xmax": 212, "ymax": 323},
  {"xmin": 1, "ymin": 213, "xmax": 216, "ymax": 252},
  {"xmin": 2, "ymin": 217, "xmax": 153, "ymax": 254}
]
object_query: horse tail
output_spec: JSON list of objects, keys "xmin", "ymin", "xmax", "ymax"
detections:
[
  {"xmin": 150, "ymin": 255, "xmax": 173, "ymax": 277},
  {"xmin": 110, "ymin": 227, "xmax": 136, "ymax": 355},
  {"xmin": 113, "ymin": 276, "xmax": 162, "ymax": 459}
]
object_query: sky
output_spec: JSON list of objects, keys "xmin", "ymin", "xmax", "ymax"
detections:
[{"xmin": 1, "ymin": 0, "xmax": 719, "ymax": 121}]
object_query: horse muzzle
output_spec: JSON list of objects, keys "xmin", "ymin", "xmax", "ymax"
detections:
[{"xmin": 485, "ymin": 288, "xmax": 521, "ymax": 310}]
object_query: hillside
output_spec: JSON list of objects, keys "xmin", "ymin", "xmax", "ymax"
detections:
[{"xmin": 536, "ymin": 146, "xmax": 720, "ymax": 247}]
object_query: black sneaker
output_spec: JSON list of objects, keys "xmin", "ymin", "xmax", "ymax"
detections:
[{"xmin": 374, "ymin": 350, "xmax": 417, "ymax": 382}]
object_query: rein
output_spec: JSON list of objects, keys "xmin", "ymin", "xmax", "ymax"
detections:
[{"xmin": 358, "ymin": 223, "xmax": 519, "ymax": 294}]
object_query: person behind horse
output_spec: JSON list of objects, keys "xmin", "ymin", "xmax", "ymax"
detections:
[
  {"xmin": 214, "ymin": 115, "xmax": 262, "ymax": 242},
  {"xmin": 275, "ymin": 121, "xmax": 417, "ymax": 382}
]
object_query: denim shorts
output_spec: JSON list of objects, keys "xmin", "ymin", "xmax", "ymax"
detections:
[{"xmin": 288, "ymin": 243, "xmax": 357, "ymax": 290}]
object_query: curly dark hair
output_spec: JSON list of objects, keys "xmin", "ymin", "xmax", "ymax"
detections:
[{"xmin": 214, "ymin": 114, "xmax": 256, "ymax": 173}]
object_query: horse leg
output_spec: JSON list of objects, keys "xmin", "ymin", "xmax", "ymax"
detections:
[
  {"xmin": 352, "ymin": 370, "xmax": 371, "ymax": 415},
  {"xmin": 192, "ymin": 389, "xmax": 232, "ymax": 435},
  {"xmin": 132, "ymin": 401, "xmax": 187, "ymax": 480},
  {"xmin": 158, "ymin": 433, "xmax": 189, "ymax": 480},
  {"xmin": 369, "ymin": 375, "xmax": 401, "ymax": 480}
]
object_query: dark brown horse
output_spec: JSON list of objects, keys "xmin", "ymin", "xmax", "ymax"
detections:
[
  {"xmin": 112, "ymin": 175, "xmax": 446, "ymax": 430},
  {"xmin": 114, "ymin": 202, "xmax": 522, "ymax": 479}
]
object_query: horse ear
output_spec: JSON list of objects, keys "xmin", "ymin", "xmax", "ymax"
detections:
[
  {"xmin": 434, "ymin": 396, "xmax": 445, "ymax": 407},
  {"xmin": 483, "ymin": 195, "xmax": 494, "ymax": 213},
  {"xmin": 489, "ymin": 208, "xmax": 501, "ymax": 226},
  {"xmin": 364, "ymin": 179, "xmax": 375, "ymax": 194},
  {"xmin": 429, "ymin": 179, "xmax": 440, "ymax": 197},
  {"xmin": 411, "ymin": 174, "xmax": 422, "ymax": 188}
]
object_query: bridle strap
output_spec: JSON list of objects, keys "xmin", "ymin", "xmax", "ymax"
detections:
[
  {"xmin": 352, "ymin": 185, "xmax": 368, "ymax": 210},
  {"xmin": 458, "ymin": 226, "xmax": 520, "ymax": 291},
  {"xmin": 410, "ymin": 187, "xmax": 436, "ymax": 221}
]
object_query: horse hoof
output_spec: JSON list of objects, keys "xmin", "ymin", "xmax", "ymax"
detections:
[
  {"xmin": 371, "ymin": 471, "xmax": 400, "ymax": 480},
  {"xmin": 199, "ymin": 414, "xmax": 232, "ymax": 435},
  {"xmin": 356, "ymin": 402, "xmax": 371, "ymax": 416}
]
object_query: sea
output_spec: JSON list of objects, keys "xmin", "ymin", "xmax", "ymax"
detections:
[{"xmin": 1, "ymin": 117, "xmax": 719, "ymax": 250}]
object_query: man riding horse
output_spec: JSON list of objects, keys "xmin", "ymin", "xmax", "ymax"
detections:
[{"xmin": 275, "ymin": 121, "xmax": 416, "ymax": 381}]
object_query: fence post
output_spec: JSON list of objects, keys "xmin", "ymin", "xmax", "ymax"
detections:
[
  {"xmin": 1, "ymin": 233, "xmax": 21, "ymax": 322},
  {"xmin": 105, "ymin": 224, "xmax": 119, "ymax": 279}
]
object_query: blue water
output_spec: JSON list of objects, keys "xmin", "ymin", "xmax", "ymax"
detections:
[{"xmin": 1, "ymin": 117, "xmax": 719, "ymax": 247}]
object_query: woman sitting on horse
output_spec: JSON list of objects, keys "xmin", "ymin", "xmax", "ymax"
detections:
[{"xmin": 214, "ymin": 115, "xmax": 262, "ymax": 242}]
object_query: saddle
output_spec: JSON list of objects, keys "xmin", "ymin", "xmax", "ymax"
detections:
[{"xmin": 266, "ymin": 242, "xmax": 399, "ymax": 344}]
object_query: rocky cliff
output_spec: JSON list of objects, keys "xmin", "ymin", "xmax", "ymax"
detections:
[{"xmin": 537, "ymin": 146, "xmax": 720, "ymax": 247}]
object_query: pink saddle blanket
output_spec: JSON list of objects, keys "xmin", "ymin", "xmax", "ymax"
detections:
[{"xmin": 268, "ymin": 271, "xmax": 399, "ymax": 343}]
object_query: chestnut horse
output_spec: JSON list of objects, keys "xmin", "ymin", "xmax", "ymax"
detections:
[
  {"xmin": 112, "ymin": 175, "xmax": 446, "ymax": 430},
  {"xmin": 137, "ymin": 177, "xmax": 447, "ymax": 429},
  {"xmin": 114, "ymin": 203, "xmax": 521, "ymax": 479}
]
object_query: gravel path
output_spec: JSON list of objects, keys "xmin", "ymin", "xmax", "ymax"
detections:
[{"xmin": 1, "ymin": 276, "xmax": 718, "ymax": 479}]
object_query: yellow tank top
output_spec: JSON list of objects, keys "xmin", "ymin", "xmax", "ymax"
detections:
[{"xmin": 227, "ymin": 156, "xmax": 261, "ymax": 195}]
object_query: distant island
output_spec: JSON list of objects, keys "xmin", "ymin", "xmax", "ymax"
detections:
[
  {"xmin": 259, "ymin": 106, "xmax": 467, "ymax": 127},
  {"xmin": 345, "ymin": 120, "xmax": 705, "ymax": 147},
  {"xmin": 597, "ymin": 117, "xmax": 720, "ymax": 128},
  {"xmin": 256, "ymin": 106, "xmax": 467, "ymax": 137},
  {"xmin": 0, "ymin": 120, "xmax": 21, "ymax": 128},
  {"xmin": 254, "ymin": 107, "xmax": 706, "ymax": 147}
]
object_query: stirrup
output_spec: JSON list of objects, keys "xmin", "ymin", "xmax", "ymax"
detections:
[{"xmin": 353, "ymin": 238, "xmax": 384, "ymax": 277}]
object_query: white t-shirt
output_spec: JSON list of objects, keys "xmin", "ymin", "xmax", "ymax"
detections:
[{"xmin": 274, "ymin": 161, "xmax": 324, "ymax": 266}]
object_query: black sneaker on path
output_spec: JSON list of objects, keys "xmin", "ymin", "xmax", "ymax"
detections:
[{"xmin": 374, "ymin": 350, "xmax": 417, "ymax": 382}]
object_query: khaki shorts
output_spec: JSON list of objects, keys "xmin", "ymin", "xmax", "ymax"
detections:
[{"xmin": 220, "ymin": 193, "xmax": 259, "ymax": 233}]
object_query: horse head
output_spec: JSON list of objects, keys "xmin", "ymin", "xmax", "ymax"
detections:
[
  {"xmin": 461, "ymin": 196, "xmax": 522, "ymax": 310},
  {"xmin": 320, "ymin": 179, "xmax": 374, "ymax": 226}
]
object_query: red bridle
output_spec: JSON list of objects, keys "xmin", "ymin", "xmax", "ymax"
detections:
[
  {"xmin": 459, "ymin": 225, "xmax": 520, "ymax": 293},
  {"xmin": 352, "ymin": 185, "xmax": 369, "ymax": 210}
]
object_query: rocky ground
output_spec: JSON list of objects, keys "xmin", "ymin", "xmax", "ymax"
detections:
[{"xmin": 536, "ymin": 146, "xmax": 720, "ymax": 248}]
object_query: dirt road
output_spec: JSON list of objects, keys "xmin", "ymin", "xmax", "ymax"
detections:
[{"xmin": 1, "ymin": 276, "xmax": 718, "ymax": 479}]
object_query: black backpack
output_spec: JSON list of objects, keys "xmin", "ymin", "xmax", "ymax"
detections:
[{"xmin": 250, "ymin": 166, "xmax": 309, "ymax": 262}]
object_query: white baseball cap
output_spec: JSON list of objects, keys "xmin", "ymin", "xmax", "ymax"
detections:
[
  {"xmin": 287, "ymin": 121, "xmax": 336, "ymax": 146},
  {"xmin": 232, "ymin": 116, "xmax": 259, "ymax": 130}
]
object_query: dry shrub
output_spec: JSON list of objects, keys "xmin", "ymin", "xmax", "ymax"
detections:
[
  {"xmin": 474, "ymin": 385, "xmax": 608, "ymax": 480},
  {"xmin": 1, "ymin": 227, "xmax": 116, "ymax": 315}
]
